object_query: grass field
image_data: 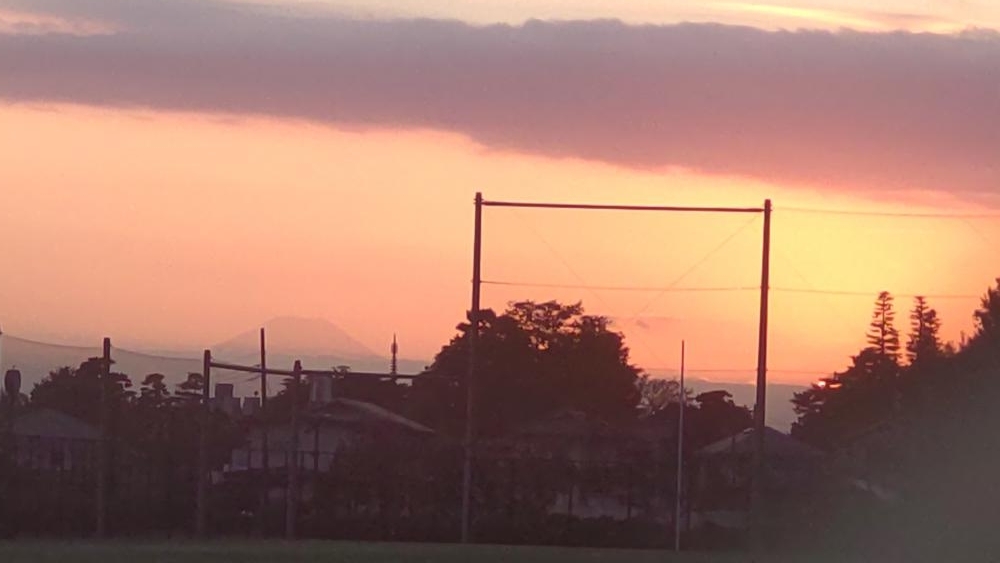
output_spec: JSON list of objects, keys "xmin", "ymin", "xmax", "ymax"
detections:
[{"xmin": 0, "ymin": 540, "xmax": 764, "ymax": 563}]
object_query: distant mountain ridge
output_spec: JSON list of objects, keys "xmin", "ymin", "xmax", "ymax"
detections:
[
  {"xmin": 648, "ymin": 374, "xmax": 804, "ymax": 431},
  {"xmin": 214, "ymin": 316, "xmax": 379, "ymax": 360},
  {"xmin": 208, "ymin": 316, "xmax": 427, "ymax": 376}
]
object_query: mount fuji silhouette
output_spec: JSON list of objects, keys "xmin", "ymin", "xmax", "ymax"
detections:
[{"xmin": 210, "ymin": 316, "xmax": 425, "ymax": 374}]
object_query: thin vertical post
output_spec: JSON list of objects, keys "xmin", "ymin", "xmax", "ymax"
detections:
[
  {"xmin": 286, "ymin": 360, "xmax": 302, "ymax": 540},
  {"xmin": 313, "ymin": 423, "xmax": 320, "ymax": 473},
  {"xmin": 196, "ymin": 349, "xmax": 211, "ymax": 538},
  {"xmin": 258, "ymin": 328, "xmax": 269, "ymax": 536},
  {"xmin": 1, "ymin": 327, "xmax": 14, "ymax": 483},
  {"xmin": 96, "ymin": 337, "xmax": 111, "ymax": 538},
  {"xmin": 391, "ymin": 334, "xmax": 398, "ymax": 376},
  {"xmin": 751, "ymin": 199, "xmax": 772, "ymax": 552},
  {"xmin": 461, "ymin": 192, "xmax": 483, "ymax": 543},
  {"xmin": 675, "ymin": 340, "xmax": 685, "ymax": 552}
]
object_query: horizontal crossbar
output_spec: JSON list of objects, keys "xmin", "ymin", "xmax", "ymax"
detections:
[
  {"xmin": 208, "ymin": 359, "xmax": 454, "ymax": 381},
  {"xmin": 482, "ymin": 200, "xmax": 764, "ymax": 213}
]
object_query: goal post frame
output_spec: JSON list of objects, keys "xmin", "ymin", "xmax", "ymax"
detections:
[{"xmin": 461, "ymin": 193, "xmax": 772, "ymax": 551}]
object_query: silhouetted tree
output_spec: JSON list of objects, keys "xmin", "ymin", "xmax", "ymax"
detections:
[
  {"xmin": 560, "ymin": 314, "xmax": 642, "ymax": 420},
  {"xmin": 636, "ymin": 374, "xmax": 683, "ymax": 416},
  {"xmin": 794, "ymin": 278, "xmax": 1000, "ymax": 560},
  {"xmin": 906, "ymin": 296, "xmax": 942, "ymax": 366},
  {"xmin": 867, "ymin": 291, "xmax": 901, "ymax": 363},
  {"xmin": 30, "ymin": 358, "xmax": 133, "ymax": 425},
  {"xmin": 793, "ymin": 281, "xmax": 999, "ymax": 450},
  {"xmin": 139, "ymin": 373, "xmax": 172, "ymax": 409},
  {"xmin": 792, "ymin": 347, "xmax": 897, "ymax": 449},
  {"xmin": 972, "ymin": 278, "xmax": 1000, "ymax": 341},
  {"xmin": 175, "ymin": 372, "xmax": 205, "ymax": 404},
  {"xmin": 420, "ymin": 300, "xmax": 641, "ymax": 436},
  {"xmin": 689, "ymin": 390, "xmax": 752, "ymax": 447}
]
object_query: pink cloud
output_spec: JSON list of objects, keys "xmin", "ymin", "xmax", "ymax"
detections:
[{"xmin": 1, "ymin": 0, "xmax": 998, "ymax": 199}]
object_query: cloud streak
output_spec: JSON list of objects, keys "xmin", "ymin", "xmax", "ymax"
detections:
[{"xmin": 1, "ymin": 0, "xmax": 999, "ymax": 198}]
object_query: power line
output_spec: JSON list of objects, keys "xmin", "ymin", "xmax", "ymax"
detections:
[
  {"xmin": 506, "ymin": 208, "xmax": 676, "ymax": 371},
  {"xmin": 772, "ymin": 247, "xmax": 862, "ymax": 337},
  {"xmin": 480, "ymin": 280, "xmax": 979, "ymax": 300},
  {"xmin": 778, "ymin": 206, "xmax": 1000, "ymax": 219},
  {"xmin": 0, "ymin": 333, "xmax": 101, "ymax": 353},
  {"xmin": 111, "ymin": 346, "xmax": 202, "ymax": 362},
  {"xmin": 773, "ymin": 287, "xmax": 979, "ymax": 300},
  {"xmin": 629, "ymin": 214, "xmax": 761, "ymax": 320}
]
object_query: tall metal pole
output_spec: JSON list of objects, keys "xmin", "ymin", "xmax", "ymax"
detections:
[
  {"xmin": 196, "ymin": 349, "xmax": 211, "ymax": 538},
  {"xmin": 258, "ymin": 328, "xmax": 269, "ymax": 536},
  {"xmin": 286, "ymin": 360, "xmax": 302, "ymax": 540},
  {"xmin": 674, "ymin": 340, "xmax": 685, "ymax": 552},
  {"xmin": 461, "ymin": 192, "xmax": 483, "ymax": 544},
  {"xmin": 751, "ymin": 199, "xmax": 772, "ymax": 552},
  {"xmin": 96, "ymin": 337, "xmax": 111, "ymax": 538}
]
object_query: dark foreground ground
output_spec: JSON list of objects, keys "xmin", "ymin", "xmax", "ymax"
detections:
[{"xmin": 0, "ymin": 540, "xmax": 791, "ymax": 563}]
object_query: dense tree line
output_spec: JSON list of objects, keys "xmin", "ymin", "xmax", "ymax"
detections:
[
  {"xmin": 791, "ymin": 280, "xmax": 1000, "ymax": 449},
  {"xmin": 789, "ymin": 278, "xmax": 1000, "ymax": 560}
]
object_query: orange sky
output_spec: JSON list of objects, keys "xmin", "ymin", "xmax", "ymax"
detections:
[
  {"xmin": 1, "ymin": 0, "xmax": 999, "ymax": 384},
  {"xmin": 1, "ymin": 102, "xmax": 996, "ymax": 383}
]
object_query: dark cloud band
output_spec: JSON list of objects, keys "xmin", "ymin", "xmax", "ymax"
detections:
[{"xmin": 2, "ymin": 0, "xmax": 998, "ymax": 197}]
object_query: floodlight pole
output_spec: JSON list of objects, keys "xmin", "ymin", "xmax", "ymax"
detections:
[
  {"xmin": 461, "ymin": 192, "xmax": 483, "ymax": 544},
  {"xmin": 675, "ymin": 340, "xmax": 686, "ymax": 552},
  {"xmin": 751, "ymin": 199, "xmax": 772, "ymax": 552}
]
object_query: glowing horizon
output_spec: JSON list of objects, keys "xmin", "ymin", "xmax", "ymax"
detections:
[
  {"xmin": 1, "ymin": 102, "xmax": 996, "ymax": 384},
  {"xmin": 2, "ymin": 0, "xmax": 998, "ymax": 384}
]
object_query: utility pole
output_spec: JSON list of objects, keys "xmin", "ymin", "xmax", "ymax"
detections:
[
  {"xmin": 2, "ymin": 331, "xmax": 22, "ymax": 536},
  {"xmin": 258, "ymin": 328, "xmax": 269, "ymax": 536},
  {"xmin": 390, "ymin": 334, "xmax": 398, "ymax": 376},
  {"xmin": 196, "ymin": 349, "xmax": 211, "ymax": 538},
  {"xmin": 461, "ymin": 192, "xmax": 483, "ymax": 544},
  {"xmin": 675, "ymin": 340, "xmax": 686, "ymax": 552},
  {"xmin": 750, "ymin": 199, "xmax": 772, "ymax": 553},
  {"xmin": 96, "ymin": 337, "xmax": 111, "ymax": 538},
  {"xmin": 286, "ymin": 360, "xmax": 302, "ymax": 540}
]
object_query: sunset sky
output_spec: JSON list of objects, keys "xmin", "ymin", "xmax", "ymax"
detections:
[{"xmin": 1, "ymin": 0, "xmax": 999, "ymax": 384}]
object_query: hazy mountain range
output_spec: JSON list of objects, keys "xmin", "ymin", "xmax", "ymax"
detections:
[{"xmin": 0, "ymin": 316, "xmax": 803, "ymax": 430}]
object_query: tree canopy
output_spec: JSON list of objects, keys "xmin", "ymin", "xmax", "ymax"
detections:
[
  {"xmin": 792, "ymin": 281, "xmax": 1000, "ymax": 450},
  {"xmin": 419, "ymin": 300, "xmax": 642, "ymax": 436},
  {"xmin": 906, "ymin": 296, "xmax": 942, "ymax": 366},
  {"xmin": 866, "ymin": 291, "xmax": 901, "ymax": 364}
]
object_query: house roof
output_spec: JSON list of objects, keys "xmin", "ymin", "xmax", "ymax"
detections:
[
  {"xmin": 306, "ymin": 398, "xmax": 433, "ymax": 434},
  {"xmin": 12, "ymin": 408, "xmax": 100, "ymax": 441},
  {"xmin": 698, "ymin": 426, "xmax": 823, "ymax": 459}
]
